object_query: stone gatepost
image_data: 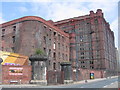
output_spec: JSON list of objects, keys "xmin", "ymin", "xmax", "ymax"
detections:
[
  {"xmin": 60, "ymin": 62, "xmax": 73, "ymax": 84},
  {"xmin": 29, "ymin": 55, "xmax": 47, "ymax": 85}
]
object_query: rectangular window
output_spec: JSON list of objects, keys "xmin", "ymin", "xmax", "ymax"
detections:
[
  {"xmin": 43, "ymin": 48, "xmax": 46, "ymax": 54},
  {"xmin": 49, "ymin": 60, "xmax": 51, "ymax": 65},
  {"xmin": 53, "ymin": 63, "xmax": 56, "ymax": 70},
  {"xmin": 81, "ymin": 57, "xmax": 84, "ymax": 59},
  {"xmin": 58, "ymin": 34, "xmax": 60, "ymax": 40},
  {"xmin": 62, "ymin": 53, "xmax": 64, "ymax": 60},
  {"xmin": 81, "ymin": 52, "xmax": 84, "ymax": 55},
  {"xmin": 13, "ymin": 26, "xmax": 16, "ymax": 31},
  {"xmin": 48, "ymin": 49, "xmax": 51, "ymax": 57},
  {"xmin": 43, "ymin": 36, "xmax": 46, "ymax": 44},
  {"xmin": 53, "ymin": 52, "xmax": 56, "ymax": 60},
  {"xmin": 12, "ymin": 36, "xmax": 15, "ymax": 43},
  {"xmin": 2, "ymin": 29, "xmax": 5, "ymax": 35},
  {"xmin": 2, "ymin": 35, "xmax": 4, "ymax": 40},
  {"xmin": 54, "ymin": 32, "xmax": 56, "ymax": 36}
]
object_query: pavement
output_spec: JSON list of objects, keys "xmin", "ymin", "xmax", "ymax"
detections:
[
  {"xmin": 103, "ymin": 81, "xmax": 118, "ymax": 88},
  {"xmin": 73, "ymin": 76, "xmax": 118, "ymax": 84},
  {"xmin": 0, "ymin": 76, "xmax": 118, "ymax": 88}
]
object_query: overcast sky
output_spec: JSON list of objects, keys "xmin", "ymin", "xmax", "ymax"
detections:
[{"xmin": 0, "ymin": 0, "xmax": 119, "ymax": 48}]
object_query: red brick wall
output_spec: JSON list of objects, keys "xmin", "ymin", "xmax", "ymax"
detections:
[
  {"xmin": 72, "ymin": 68, "xmax": 104, "ymax": 81},
  {"xmin": 54, "ymin": 9, "xmax": 117, "ymax": 74},
  {"xmin": 0, "ymin": 17, "xmax": 70, "ymax": 71},
  {"xmin": 2, "ymin": 65, "xmax": 32, "ymax": 84}
]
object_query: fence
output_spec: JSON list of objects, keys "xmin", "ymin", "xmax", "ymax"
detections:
[{"xmin": 47, "ymin": 70, "xmax": 64, "ymax": 85}]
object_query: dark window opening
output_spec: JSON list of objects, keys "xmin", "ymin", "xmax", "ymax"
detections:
[
  {"xmin": 48, "ymin": 49, "xmax": 51, "ymax": 56},
  {"xmin": 44, "ymin": 25, "xmax": 47, "ymax": 28},
  {"xmin": 49, "ymin": 60, "xmax": 51, "ymax": 65},
  {"xmin": 90, "ymin": 61, "xmax": 94, "ymax": 64},
  {"xmin": 12, "ymin": 36, "xmax": 15, "ymax": 43},
  {"xmin": 2, "ymin": 29, "xmax": 5, "ymax": 35},
  {"xmin": 13, "ymin": 26, "xmax": 16, "ymax": 31},
  {"xmin": 54, "ymin": 32, "xmax": 56, "ymax": 36},
  {"xmin": 90, "ymin": 66, "xmax": 94, "ymax": 69},
  {"xmin": 43, "ymin": 36, "xmax": 46, "ymax": 44},
  {"xmin": 62, "ymin": 53, "xmax": 64, "ymax": 60},
  {"xmin": 58, "ymin": 62, "xmax": 61, "ymax": 69},
  {"xmin": 81, "ymin": 57, "xmax": 84, "ymax": 59},
  {"xmin": 43, "ymin": 48, "xmax": 46, "ymax": 54},
  {"xmin": 2, "ymin": 35, "xmax": 4, "ymax": 40},
  {"xmin": 81, "ymin": 61, "xmax": 85, "ymax": 63},
  {"xmin": 81, "ymin": 52, "xmax": 84, "ymax": 55},
  {"xmin": 53, "ymin": 52, "xmax": 56, "ymax": 59},
  {"xmin": 94, "ymin": 19, "xmax": 98, "ymax": 24},
  {"xmin": 53, "ymin": 63, "xmax": 56, "ymax": 70},
  {"xmin": 87, "ymin": 22, "xmax": 90, "ymax": 24}
]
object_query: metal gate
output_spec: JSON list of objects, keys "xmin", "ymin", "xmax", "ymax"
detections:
[{"xmin": 47, "ymin": 70, "xmax": 64, "ymax": 85}]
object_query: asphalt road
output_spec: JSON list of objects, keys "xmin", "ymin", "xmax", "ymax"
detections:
[
  {"xmin": 45, "ymin": 77, "xmax": 118, "ymax": 88},
  {"xmin": 0, "ymin": 77, "xmax": 119, "ymax": 90}
]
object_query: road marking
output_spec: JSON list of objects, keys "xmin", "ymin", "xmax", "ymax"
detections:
[
  {"xmin": 110, "ymin": 83, "xmax": 114, "ymax": 85},
  {"xmin": 103, "ymin": 85, "xmax": 108, "ymax": 88}
]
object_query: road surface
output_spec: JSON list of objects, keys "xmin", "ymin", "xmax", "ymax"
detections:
[{"xmin": 0, "ymin": 77, "xmax": 119, "ymax": 90}]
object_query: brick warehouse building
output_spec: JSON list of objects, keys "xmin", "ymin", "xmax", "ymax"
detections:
[
  {"xmin": 0, "ymin": 16, "xmax": 70, "ymax": 71},
  {"xmin": 53, "ymin": 9, "xmax": 117, "ymax": 77},
  {"xmin": 0, "ymin": 9, "xmax": 117, "ymax": 82}
]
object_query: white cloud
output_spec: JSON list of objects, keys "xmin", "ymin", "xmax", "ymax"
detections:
[
  {"xmin": 0, "ymin": 0, "xmax": 118, "ymax": 48},
  {"xmin": 28, "ymin": 1, "xmax": 118, "ymax": 48}
]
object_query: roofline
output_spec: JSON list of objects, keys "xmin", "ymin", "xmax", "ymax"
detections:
[
  {"xmin": 0, "ymin": 16, "xmax": 69, "ymax": 37},
  {"xmin": 54, "ymin": 15, "xmax": 90, "ymax": 25}
]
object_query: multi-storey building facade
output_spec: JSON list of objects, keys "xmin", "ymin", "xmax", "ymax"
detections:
[
  {"xmin": 54, "ymin": 9, "xmax": 117, "ymax": 74},
  {"xmin": 0, "ymin": 16, "xmax": 70, "ymax": 71},
  {"xmin": 0, "ymin": 9, "xmax": 117, "ymax": 76}
]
